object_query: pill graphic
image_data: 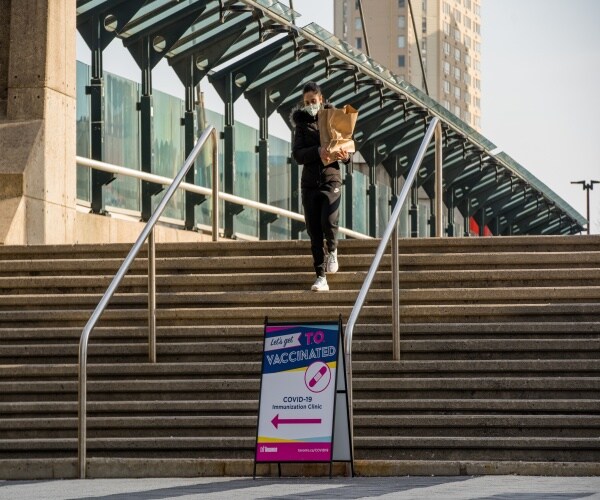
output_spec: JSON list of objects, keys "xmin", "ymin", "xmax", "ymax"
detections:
[{"xmin": 309, "ymin": 365, "xmax": 328, "ymax": 387}]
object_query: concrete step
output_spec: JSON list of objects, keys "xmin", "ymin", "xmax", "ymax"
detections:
[
  {"xmin": 0, "ymin": 436, "xmax": 597, "ymax": 462},
  {"xmin": 2, "ymin": 286, "xmax": 600, "ymax": 311},
  {"xmin": 2, "ymin": 322, "xmax": 598, "ymax": 343},
  {"xmin": 3, "ymin": 269, "xmax": 600, "ymax": 295},
  {"xmin": 1, "ymin": 304, "xmax": 599, "ymax": 328},
  {"xmin": 2, "ymin": 251, "xmax": 600, "ymax": 278},
  {"xmin": 1, "ymin": 235, "xmax": 599, "ymax": 260},
  {"xmin": 3, "ymin": 398, "xmax": 597, "ymax": 420},
  {"xmin": 1, "ymin": 338, "xmax": 598, "ymax": 364},
  {"xmin": 3, "ymin": 360, "xmax": 600, "ymax": 384},
  {"xmin": 2, "ymin": 377, "xmax": 598, "ymax": 403},
  {"xmin": 1, "ymin": 414, "xmax": 598, "ymax": 439}
]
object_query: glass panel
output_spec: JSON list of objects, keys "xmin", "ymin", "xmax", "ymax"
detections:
[
  {"xmin": 151, "ymin": 90, "xmax": 186, "ymax": 220},
  {"xmin": 103, "ymin": 72, "xmax": 141, "ymax": 212},
  {"xmin": 233, "ymin": 122, "xmax": 259, "ymax": 238},
  {"xmin": 252, "ymin": 0, "xmax": 300, "ymax": 22},
  {"xmin": 76, "ymin": 61, "xmax": 91, "ymax": 202},
  {"xmin": 195, "ymin": 108, "xmax": 224, "ymax": 229},
  {"xmin": 352, "ymin": 171, "xmax": 368, "ymax": 235},
  {"xmin": 268, "ymin": 134, "xmax": 291, "ymax": 239},
  {"xmin": 377, "ymin": 182, "xmax": 390, "ymax": 237},
  {"xmin": 418, "ymin": 201, "xmax": 430, "ymax": 237}
]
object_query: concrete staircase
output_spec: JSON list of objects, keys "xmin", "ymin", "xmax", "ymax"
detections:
[{"xmin": 0, "ymin": 235, "xmax": 599, "ymax": 478}]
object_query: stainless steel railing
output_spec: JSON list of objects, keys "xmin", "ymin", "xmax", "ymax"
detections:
[
  {"xmin": 76, "ymin": 159, "xmax": 371, "ymax": 241},
  {"xmin": 77, "ymin": 126, "xmax": 218, "ymax": 479},
  {"xmin": 343, "ymin": 116, "xmax": 441, "ymax": 455}
]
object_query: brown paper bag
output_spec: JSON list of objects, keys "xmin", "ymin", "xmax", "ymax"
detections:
[{"xmin": 318, "ymin": 104, "xmax": 358, "ymax": 154}]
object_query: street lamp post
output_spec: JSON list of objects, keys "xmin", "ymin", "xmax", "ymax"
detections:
[{"xmin": 571, "ymin": 180, "xmax": 600, "ymax": 235}]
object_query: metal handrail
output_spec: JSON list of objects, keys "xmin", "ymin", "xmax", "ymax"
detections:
[
  {"xmin": 343, "ymin": 117, "xmax": 441, "ymax": 455},
  {"xmin": 77, "ymin": 126, "xmax": 218, "ymax": 479},
  {"xmin": 76, "ymin": 157, "xmax": 371, "ymax": 241}
]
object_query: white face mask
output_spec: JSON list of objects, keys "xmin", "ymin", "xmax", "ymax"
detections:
[{"xmin": 304, "ymin": 102, "xmax": 321, "ymax": 117}]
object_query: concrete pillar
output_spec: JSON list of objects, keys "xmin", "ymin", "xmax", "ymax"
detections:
[
  {"xmin": 0, "ymin": 0, "xmax": 76, "ymax": 244},
  {"xmin": 0, "ymin": 0, "xmax": 10, "ymax": 117}
]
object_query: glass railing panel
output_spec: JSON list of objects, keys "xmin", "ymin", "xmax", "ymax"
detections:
[
  {"xmin": 195, "ymin": 108, "xmax": 224, "ymax": 229},
  {"xmin": 151, "ymin": 90, "xmax": 186, "ymax": 220},
  {"xmin": 233, "ymin": 122, "xmax": 259, "ymax": 238},
  {"xmin": 103, "ymin": 72, "xmax": 141, "ymax": 212},
  {"xmin": 377, "ymin": 183, "xmax": 391, "ymax": 237},
  {"xmin": 76, "ymin": 61, "xmax": 91, "ymax": 202},
  {"xmin": 268, "ymin": 134, "xmax": 292, "ymax": 239},
  {"xmin": 352, "ymin": 170, "xmax": 368, "ymax": 235}
]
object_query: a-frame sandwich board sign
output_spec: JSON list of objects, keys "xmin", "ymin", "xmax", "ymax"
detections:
[{"xmin": 253, "ymin": 316, "xmax": 354, "ymax": 478}]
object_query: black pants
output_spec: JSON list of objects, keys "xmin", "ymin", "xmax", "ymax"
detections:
[{"xmin": 302, "ymin": 186, "xmax": 341, "ymax": 277}]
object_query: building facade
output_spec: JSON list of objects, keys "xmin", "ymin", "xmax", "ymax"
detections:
[{"xmin": 334, "ymin": 0, "xmax": 482, "ymax": 130}]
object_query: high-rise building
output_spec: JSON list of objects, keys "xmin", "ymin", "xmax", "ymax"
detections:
[{"xmin": 334, "ymin": 0, "xmax": 482, "ymax": 131}]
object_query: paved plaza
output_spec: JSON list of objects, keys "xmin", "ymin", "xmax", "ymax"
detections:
[{"xmin": 0, "ymin": 476, "xmax": 599, "ymax": 500}]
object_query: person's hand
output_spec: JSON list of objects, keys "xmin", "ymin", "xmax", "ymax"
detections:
[
  {"xmin": 334, "ymin": 148, "xmax": 350, "ymax": 162},
  {"xmin": 319, "ymin": 147, "xmax": 332, "ymax": 165}
]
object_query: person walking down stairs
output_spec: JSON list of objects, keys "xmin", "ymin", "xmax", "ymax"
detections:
[{"xmin": 290, "ymin": 81, "xmax": 351, "ymax": 291}]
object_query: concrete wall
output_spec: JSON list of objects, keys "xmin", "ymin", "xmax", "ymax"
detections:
[{"xmin": 74, "ymin": 211, "xmax": 216, "ymax": 245}]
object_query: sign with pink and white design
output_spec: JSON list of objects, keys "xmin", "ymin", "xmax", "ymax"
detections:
[{"xmin": 254, "ymin": 320, "xmax": 351, "ymax": 469}]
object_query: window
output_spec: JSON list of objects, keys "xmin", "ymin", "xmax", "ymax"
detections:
[
  {"xmin": 475, "ymin": 78, "xmax": 481, "ymax": 89},
  {"xmin": 464, "ymin": 17, "xmax": 472, "ymax": 30},
  {"xmin": 464, "ymin": 91, "xmax": 471, "ymax": 104},
  {"xmin": 355, "ymin": 18, "xmax": 362, "ymax": 30},
  {"xmin": 464, "ymin": 53, "xmax": 471, "ymax": 65},
  {"xmin": 475, "ymin": 41, "xmax": 481, "ymax": 52},
  {"xmin": 454, "ymin": 28, "xmax": 461, "ymax": 41},
  {"xmin": 465, "ymin": 0, "xmax": 472, "ymax": 9},
  {"xmin": 422, "ymin": 17, "xmax": 427, "ymax": 32},
  {"xmin": 356, "ymin": 37, "xmax": 362, "ymax": 49},
  {"xmin": 355, "ymin": 0, "xmax": 360, "ymax": 9},
  {"xmin": 454, "ymin": 48, "xmax": 461, "ymax": 61},
  {"xmin": 475, "ymin": 59, "xmax": 480, "ymax": 71},
  {"xmin": 475, "ymin": 96, "xmax": 481, "ymax": 107},
  {"xmin": 444, "ymin": 41, "xmax": 450, "ymax": 55},
  {"xmin": 443, "ymin": 100, "xmax": 451, "ymax": 110},
  {"xmin": 474, "ymin": 22, "xmax": 480, "ymax": 34},
  {"xmin": 454, "ymin": 67, "xmax": 461, "ymax": 80},
  {"xmin": 398, "ymin": 0, "xmax": 405, "ymax": 7},
  {"xmin": 443, "ymin": 22, "xmax": 450, "ymax": 36},
  {"xmin": 454, "ymin": 86, "xmax": 461, "ymax": 99},
  {"xmin": 455, "ymin": 11, "xmax": 462, "ymax": 23},
  {"xmin": 454, "ymin": 105, "xmax": 461, "ymax": 118},
  {"xmin": 464, "ymin": 34, "xmax": 471, "ymax": 48},
  {"xmin": 465, "ymin": 111, "xmax": 471, "ymax": 123},
  {"xmin": 443, "ymin": 61, "xmax": 450, "ymax": 75},
  {"xmin": 464, "ymin": 72, "xmax": 471, "ymax": 85},
  {"xmin": 475, "ymin": 3, "xmax": 481, "ymax": 16},
  {"xmin": 443, "ymin": 2, "xmax": 451, "ymax": 15},
  {"xmin": 398, "ymin": 55, "xmax": 405, "ymax": 67},
  {"xmin": 398, "ymin": 15, "xmax": 406, "ymax": 28},
  {"xmin": 443, "ymin": 81, "xmax": 450, "ymax": 94},
  {"xmin": 397, "ymin": 35, "xmax": 405, "ymax": 48},
  {"xmin": 475, "ymin": 116, "xmax": 481, "ymax": 128}
]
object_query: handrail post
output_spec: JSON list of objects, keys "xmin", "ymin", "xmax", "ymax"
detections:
[
  {"xmin": 148, "ymin": 228, "xmax": 157, "ymax": 363},
  {"xmin": 343, "ymin": 117, "xmax": 440, "ymax": 462},
  {"xmin": 78, "ymin": 126, "xmax": 217, "ymax": 479},
  {"xmin": 78, "ymin": 338, "xmax": 87, "ymax": 478},
  {"xmin": 435, "ymin": 121, "xmax": 444, "ymax": 237},
  {"xmin": 391, "ymin": 221, "xmax": 400, "ymax": 360},
  {"xmin": 211, "ymin": 129, "xmax": 219, "ymax": 242}
]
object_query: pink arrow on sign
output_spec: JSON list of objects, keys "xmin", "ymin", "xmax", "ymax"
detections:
[{"xmin": 271, "ymin": 414, "xmax": 322, "ymax": 429}]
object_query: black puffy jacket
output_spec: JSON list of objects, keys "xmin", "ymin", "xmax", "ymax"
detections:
[{"xmin": 290, "ymin": 104, "xmax": 349, "ymax": 190}]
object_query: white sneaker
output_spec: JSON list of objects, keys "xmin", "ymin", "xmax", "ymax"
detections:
[
  {"xmin": 311, "ymin": 276, "xmax": 329, "ymax": 291},
  {"xmin": 326, "ymin": 249, "xmax": 339, "ymax": 274}
]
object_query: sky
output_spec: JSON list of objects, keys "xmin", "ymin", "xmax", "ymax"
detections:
[{"xmin": 77, "ymin": 0, "xmax": 600, "ymax": 233}]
